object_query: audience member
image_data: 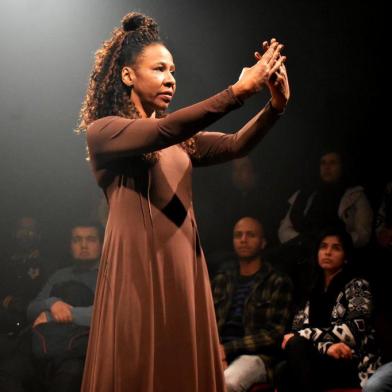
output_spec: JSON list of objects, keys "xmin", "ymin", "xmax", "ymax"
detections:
[
  {"xmin": 279, "ymin": 150, "xmax": 373, "ymax": 249},
  {"xmin": 0, "ymin": 216, "xmax": 47, "ymax": 358},
  {"xmin": 277, "ymin": 227, "xmax": 380, "ymax": 392},
  {"xmin": 0, "ymin": 221, "xmax": 102, "ymax": 392},
  {"xmin": 267, "ymin": 150, "xmax": 373, "ymax": 303},
  {"xmin": 212, "ymin": 217, "xmax": 293, "ymax": 391}
]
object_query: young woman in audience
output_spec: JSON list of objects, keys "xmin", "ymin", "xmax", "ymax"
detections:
[{"xmin": 277, "ymin": 227, "xmax": 380, "ymax": 391}]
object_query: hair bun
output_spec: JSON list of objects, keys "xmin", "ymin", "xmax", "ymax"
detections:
[{"xmin": 121, "ymin": 12, "xmax": 158, "ymax": 33}]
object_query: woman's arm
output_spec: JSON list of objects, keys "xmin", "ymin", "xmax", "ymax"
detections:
[
  {"xmin": 190, "ymin": 44, "xmax": 290, "ymax": 166},
  {"xmin": 190, "ymin": 100, "xmax": 281, "ymax": 166},
  {"xmin": 88, "ymin": 40, "xmax": 289, "ymax": 167},
  {"xmin": 295, "ymin": 279, "xmax": 373, "ymax": 355},
  {"xmin": 87, "ymin": 87, "xmax": 242, "ymax": 167}
]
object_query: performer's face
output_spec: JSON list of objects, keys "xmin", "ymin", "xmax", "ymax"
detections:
[
  {"xmin": 318, "ymin": 235, "xmax": 346, "ymax": 274},
  {"xmin": 123, "ymin": 43, "xmax": 176, "ymax": 117},
  {"xmin": 70, "ymin": 226, "xmax": 102, "ymax": 262}
]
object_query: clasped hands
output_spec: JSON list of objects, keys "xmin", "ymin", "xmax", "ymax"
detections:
[
  {"xmin": 282, "ymin": 333, "xmax": 353, "ymax": 360},
  {"xmin": 33, "ymin": 300, "xmax": 73, "ymax": 327},
  {"xmin": 233, "ymin": 38, "xmax": 290, "ymax": 113}
]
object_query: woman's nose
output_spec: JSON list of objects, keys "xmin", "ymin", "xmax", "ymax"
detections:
[{"xmin": 164, "ymin": 72, "xmax": 175, "ymax": 86}]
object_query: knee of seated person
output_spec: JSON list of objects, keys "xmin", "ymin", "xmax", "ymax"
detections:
[
  {"xmin": 56, "ymin": 358, "xmax": 85, "ymax": 375},
  {"xmin": 242, "ymin": 355, "xmax": 263, "ymax": 368},
  {"xmin": 225, "ymin": 376, "xmax": 241, "ymax": 392},
  {"xmin": 285, "ymin": 334, "xmax": 309, "ymax": 352},
  {"xmin": 225, "ymin": 355, "xmax": 266, "ymax": 391}
]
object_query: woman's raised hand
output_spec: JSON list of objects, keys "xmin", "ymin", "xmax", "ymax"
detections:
[
  {"xmin": 258, "ymin": 38, "xmax": 290, "ymax": 112},
  {"xmin": 232, "ymin": 38, "xmax": 290, "ymax": 112},
  {"xmin": 232, "ymin": 39, "xmax": 286, "ymax": 100}
]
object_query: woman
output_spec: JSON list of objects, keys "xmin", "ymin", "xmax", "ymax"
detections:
[
  {"xmin": 78, "ymin": 12, "xmax": 289, "ymax": 392},
  {"xmin": 278, "ymin": 227, "xmax": 380, "ymax": 391},
  {"xmin": 278, "ymin": 150, "xmax": 373, "ymax": 248},
  {"xmin": 272, "ymin": 150, "xmax": 373, "ymax": 304}
]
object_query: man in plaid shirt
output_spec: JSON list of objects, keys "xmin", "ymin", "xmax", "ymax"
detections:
[{"xmin": 212, "ymin": 216, "xmax": 293, "ymax": 391}]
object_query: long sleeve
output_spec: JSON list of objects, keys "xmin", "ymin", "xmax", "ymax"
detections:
[
  {"xmin": 71, "ymin": 305, "xmax": 93, "ymax": 327},
  {"xmin": 278, "ymin": 191, "xmax": 300, "ymax": 243},
  {"xmin": 294, "ymin": 278, "xmax": 373, "ymax": 355},
  {"xmin": 27, "ymin": 266, "xmax": 97, "ymax": 326},
  {"xmin": 87, "ymin": 87, "xmax": 242, "ymax": 167},
  {"xmin": 223, "ymin": 274, "xmax": 293, "ymax": 357},
  {"xmin": 190, "ymin": 101, "xmax": 281, "ymax": 166}
]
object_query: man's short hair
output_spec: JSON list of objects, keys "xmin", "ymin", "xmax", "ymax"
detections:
[{"xmin": 70, "ymin": 220, "xmax": 103, "ymax": 241}]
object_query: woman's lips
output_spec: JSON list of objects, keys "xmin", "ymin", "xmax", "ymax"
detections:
[{"xmin": 158, "ymin": 93, "xmax": 173, "ymax": 102}]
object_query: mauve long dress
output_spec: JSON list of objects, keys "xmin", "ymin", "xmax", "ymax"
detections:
[{"xmin": 81, "ymin": 87, "xmax": 280, "ymax": 392}]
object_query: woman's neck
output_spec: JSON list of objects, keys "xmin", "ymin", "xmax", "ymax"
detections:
[
  {"xmin": 323, "ymin": 268, "xmax": 342, "ymax": 290},
  {"xmin": 131, "ymin": 94, "xmax": 156, "ymax": 118}
]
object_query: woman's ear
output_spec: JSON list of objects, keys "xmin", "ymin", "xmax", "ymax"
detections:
[{"xmin": 121, "ymin": 66, "xmax": 135, "ymax": 87}]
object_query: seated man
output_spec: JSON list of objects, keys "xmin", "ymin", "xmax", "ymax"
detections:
[
  {"xmin": 212, "ymin": 217, "xmax": 293, "ymax": 392},
  {"xmin": 0, "ymin": 217, "xmax": 47, "ymax": 344},
  {"xmin": 0, "ymin": 221, "xmax": 102, "ymax": 392}
]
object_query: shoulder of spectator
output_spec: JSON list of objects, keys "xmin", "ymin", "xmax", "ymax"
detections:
[
  {"xmin": 342, "ymin": 185, "xmax": 367, "ymax": 201},
  {"xmin": 45, "ymin": 266, "xmax": 73, "ymax": 282},
  {"xmin": 266, "ymin": 263, "xmax": 293, "ymax": 287}
]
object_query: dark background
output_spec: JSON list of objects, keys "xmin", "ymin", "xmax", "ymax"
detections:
[{"xmin": 0, "ymin": 0, "xmax": 387, "ymax": 259}]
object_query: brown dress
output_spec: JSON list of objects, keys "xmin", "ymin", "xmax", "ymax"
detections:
[{"xmin": 81, "ymin": 88, "xmax": 280, "ymax": 392}]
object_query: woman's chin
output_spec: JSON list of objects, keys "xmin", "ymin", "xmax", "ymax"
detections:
[{"xmin": 154, "ymin": 102, "xmax": 170, "ymax": 111}]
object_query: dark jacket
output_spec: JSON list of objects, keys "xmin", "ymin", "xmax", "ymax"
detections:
[{"xmin": 212, "ymin": 261, "xmax": 293, "ymax": 379}]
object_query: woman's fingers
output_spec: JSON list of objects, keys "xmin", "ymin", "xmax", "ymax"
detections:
[
  {"xmin": 269, "ymin": 44, "xmax": 284, "ymax": 65},
  {"xmin": 256, "ymin": 40, "xmax": 285, "ymax": 76},
  {"xmin": 263, "ymin": 41, "xmax": 280, "ymax": 63},
  {"xmin": 270, "ymin": 55, "xmax": 286, "ymax": 79}
]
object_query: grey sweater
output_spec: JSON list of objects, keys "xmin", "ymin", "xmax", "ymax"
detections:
[{"xmin": 27, "ymin": 262, "xmax": 98, "ymax": 327}]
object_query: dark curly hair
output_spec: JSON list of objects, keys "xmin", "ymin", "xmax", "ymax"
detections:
[{"xmin": 77, "ymin": 12, "xmax": 195, "ymax": 163}]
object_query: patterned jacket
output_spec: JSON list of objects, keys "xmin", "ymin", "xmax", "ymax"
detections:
[
  {"xmin": 292, "ymin": 277, "xmax": 381, "ymax": 386},
  {"xmin": 212, "ymin": 262, "xmax": 293, "ymax": 377}
]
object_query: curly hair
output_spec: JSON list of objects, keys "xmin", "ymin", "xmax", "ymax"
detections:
[{"xmin": 77, "ymin": 12, "xmax": 196, "ymax": 163}]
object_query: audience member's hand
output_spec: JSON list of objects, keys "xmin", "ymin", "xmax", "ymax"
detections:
[
  {"xmin": 50, "ymin": 300, "xmax": 73, "ymax": 323},
  {"xmin": 281, "ymin": 333, "xmax": 295, "ymax": 349},
  {"xmin": 33, "ymin": 312, "xmax": 48, "ymax": 327},
  {"xmin": 2, "ymin": 295, "xmax": 13, "ymax": 309},
  {"xmin": 326, "ymin": 342, "xmax": 352, "ymax": 360},
  {"xmin": 219, "ymin": 344, "xmax": 228, "ymax": 370}
]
